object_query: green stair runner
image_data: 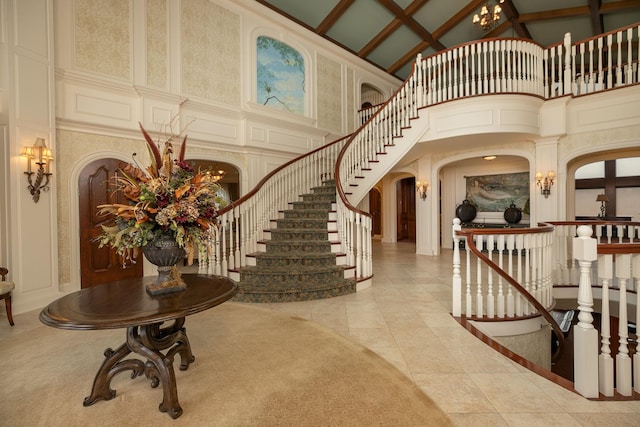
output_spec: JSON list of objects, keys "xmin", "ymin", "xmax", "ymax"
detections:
[{"xmin": 233, "ymin": 180, "xmax": 356, "ymax": 302}]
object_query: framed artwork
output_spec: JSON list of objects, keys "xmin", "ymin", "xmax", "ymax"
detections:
[
  {"xmin": 256, "ymin": 36, "xmax": 305, "ymax": 114},
  {"xmin": 465, "ymin": 172, "xmax": 529, "ymax": 212}
]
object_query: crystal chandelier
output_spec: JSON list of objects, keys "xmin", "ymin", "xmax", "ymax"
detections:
[{"xmin": 472, "ymin": 0, "xmax": 505, "ymax": 31}]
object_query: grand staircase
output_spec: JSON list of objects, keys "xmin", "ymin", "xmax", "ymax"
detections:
[{"xmin": 232, "ymin": 180, "xmax": 357, "ymax": 302}]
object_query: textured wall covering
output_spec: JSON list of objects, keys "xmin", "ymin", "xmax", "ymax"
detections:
[
  {"xmin": 317, "ymin": 54, "xmax": 342, "ymax": 133},
  {"xmin": 347, "ymin": 68, "xmax": 355, "ymax": 132},
  {"xmin": 181, "ymin": 0, "xmax": 240, "ymax": 106},
  {"xmin": 146, "ymin": 0, "xmax": 167, "ymax": 88},
  {"xmin": 74, "ymin": 0, "xmax": 131, "ymax": 80},
  {"xmin": 55, "ymin": 130, "xmax": 148, "ymax": 284}
]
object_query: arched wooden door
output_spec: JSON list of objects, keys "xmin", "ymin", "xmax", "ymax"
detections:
[
  {"xmin": 396, "ymin": 177, "xmax": 416, "ymax": 242},
  {"xmin": 78, "ymin": 158, "xmax": 143, "ymax": 288},
  {"xmin": 369, "ymin": 188, "xmax": 382, "ymax": 236}
]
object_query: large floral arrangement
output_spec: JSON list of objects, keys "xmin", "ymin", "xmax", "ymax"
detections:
[{"xmin": 97, "ymin": 122, "xmax": 227, "ymax": 265}]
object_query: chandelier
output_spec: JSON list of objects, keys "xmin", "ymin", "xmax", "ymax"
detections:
[
  {"xmin": 205, "ymin": 169, "xmax": 225, "ymax": 182},
  {"xmin": 472, "ymin": 0, "xmax": 505, "ymax": 31}
]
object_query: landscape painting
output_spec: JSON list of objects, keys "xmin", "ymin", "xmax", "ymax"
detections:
[
  {"xmin": 465, "ymin": 172, "xmax": 529, "ymax": 212},
  {"xmin": 256, "ymin": 36, "xmax": 305, "ymax": 114}
]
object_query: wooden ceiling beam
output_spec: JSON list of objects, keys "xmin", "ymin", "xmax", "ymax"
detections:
[
  {"xmin": 316, "ymin": 0, "xmax": 355, "ymax": 35},
  {"xmin": 588, "ymin": 0, "xmax": 604, "ymax": 36},
  {"xmin": 518, "ymin": 7, "xmax": 591, "ymax": 24},
  {"xmin": 600, "ymin": 0, "xmax": 640, "ymax": 13},
  {"xmin": 500, "ymin": 0, "xmax": 532, "ymax": 39},
  {"xmin": 378, "ymin": 0, "xmax": 446, "ymax": 51},
  {"xmin": 359, "ymin": 0, "xmax": 429, "ymax": 59}
]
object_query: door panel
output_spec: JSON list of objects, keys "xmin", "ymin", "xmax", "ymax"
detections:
[{"xmin": 79, "ymin": 159, "xmax": 143, "ymax": 288}]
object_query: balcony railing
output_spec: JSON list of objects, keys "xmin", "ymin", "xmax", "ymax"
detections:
[
  {"xmin": 202, "ymin": 24, "xmax": 639, "ymax": 317},
  {"xmin": 453, "ymin": 219, "xmax": 640, "ymax": 398}
]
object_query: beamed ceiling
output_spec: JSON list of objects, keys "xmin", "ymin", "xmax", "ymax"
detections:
[{"xmin": 256, "ymin": 0, "xmax": 640, "ymax": 80}]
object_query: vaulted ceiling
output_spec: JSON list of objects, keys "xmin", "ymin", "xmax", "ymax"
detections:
[{"xmin": 256, "ymin": 0, "xmax": 640, "ymax": 80}]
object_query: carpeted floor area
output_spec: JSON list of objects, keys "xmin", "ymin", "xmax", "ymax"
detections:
[{"xmin": 0, "ymin": 302, "xmax": 451, "ymax": 426}]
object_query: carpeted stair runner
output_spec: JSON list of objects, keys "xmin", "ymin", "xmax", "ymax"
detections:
[{"xmin": 233, "ymin": 180, "xmax": 357, "ymax": 302}]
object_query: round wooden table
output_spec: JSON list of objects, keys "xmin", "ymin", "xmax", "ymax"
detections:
[{"xmin": 40, "ymin": 274, "xmax": 237, "ymax": 419}]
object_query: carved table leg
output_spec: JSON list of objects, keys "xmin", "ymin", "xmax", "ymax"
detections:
[
  {"xmin": 83, "ymin": 342, "xmax": 139, "ymax": 406},
  {"xmin": 83, "ymin": 318, "xmax": 195, "ymax": 419}
]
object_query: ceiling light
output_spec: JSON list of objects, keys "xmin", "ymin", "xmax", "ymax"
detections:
[
  {"xmin": 472, "ymin": 0, "xmax": 505, "ymax": 32},
  {"xmin": 483, "ymin": 155, "xmax": 497, "ymax": 161}
]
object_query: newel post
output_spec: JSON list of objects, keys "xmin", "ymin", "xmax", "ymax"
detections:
[
  {"xmin": 563, "ymin": 32, "xmax": 572, "ymax": 95},
  {"xmin": 573, "ymin": 225, "xmax": 599, "ymax": 398},
  {"xmin": 452, "ymin": 218, "xmax": 462, "ymax": 317}
]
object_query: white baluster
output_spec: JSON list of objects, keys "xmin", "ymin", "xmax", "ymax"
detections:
[
  {"xmin": 573, "ymin": 225, "xmax": 599, "ymax": 398},
  {"xmin": 452, "ymin": 219, "xmax": 462, "ymax": 317},
  {"xmin": 615, "ymin": 254, "xmax": 632, "ymax": 396},
  {"xmin": 476, "ymin": 234, "xmax": 484, "ymax": 317},
  {"xmin": 497, "ymin": 234, "xmax": 505, "ymax": 318},
  {"xmin": 598, "ymin": 254, "xmax": 614, "ymax": 396},
  {"xmin": 506, "ymin": 234, "xmax": 515, "ymax": 317},
  {"xmin": 515, "ymin": 233, "xmax": 524, "ymax": 316},
  {"xmin": 486, "ymin": 234, "xmax": 495, "ymax": 318}
]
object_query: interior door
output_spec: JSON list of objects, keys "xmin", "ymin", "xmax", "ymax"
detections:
[
  {"xmin": 396, "ymin": 178, "xmax": 416, "ymax": 242},
  {"xmin": 369, "ymin": 188, "xmax": 382, "ymax": 235},
  {"xmin": 78, "ymin": 158, "xmax": 143, "ymax": 288}
]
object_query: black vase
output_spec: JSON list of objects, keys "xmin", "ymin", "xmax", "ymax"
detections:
[
  {"xmin": 143, "ymin": 232, "xmax": 187, "ymax": 295},
  {"xmin": 504, "ymin": 204, "xmax": 522, "ymax": 224},
  {"xmin": 456, "ymin": 199, "xmax": 477, "ymax": 222}
]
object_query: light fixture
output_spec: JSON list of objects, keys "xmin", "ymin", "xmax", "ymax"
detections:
[
  {"xmin": 210, "ymin": 169, "xmax": 225, "ymax": 182},
  {"xmin": 596, "ymin": 193, "xmax": 608, "ymax": 218},
  {"xmin": 483, "ymin": 155, "xmax": 497, "ymax": 161},
  {"xmin": 416, "ymin": 180, "xmax": 429, "ymax": 201},
  {"xmin": 535, "ymin": 170, "xmax": 555, "ymax": 198},
  {"xmin": 21, "ymin": 138, "xmax": 53, "ymax": 203},
  {"xmin": 472, "ymin": 0, "xmax": 505, "ymax": 32}
]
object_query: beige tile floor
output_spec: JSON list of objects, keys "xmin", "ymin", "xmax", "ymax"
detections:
[
  {"xmin": 256, "ymin": 241, "xmax": 640, "ymax": 426},
  {"xmin": 3, "ymin": 241, "xmax": 640, "ymax": 426}
]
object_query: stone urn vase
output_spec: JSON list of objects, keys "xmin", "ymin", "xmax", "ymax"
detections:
[
  {"xmin": 503, "ymin": 203, "xmax": 522, "ymax": 224},
  {"xmin": 456, "ymin": 199, "xmax": 477, "ymax": 223},
  {"xmin": 142, "ymin": 232, "xmax": 187, "ymax": 295}
]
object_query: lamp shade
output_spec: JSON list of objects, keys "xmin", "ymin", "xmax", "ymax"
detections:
[{"xmin": 596, "ymin": 194, "xmax": 608, "ymax": 202}]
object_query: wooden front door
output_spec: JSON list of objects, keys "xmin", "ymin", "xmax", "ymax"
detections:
[
  {"xmin": 396, "ymin": 177, "xmax": 416, "ymax": 242},
  {"xmin": 79, "ymin": 158, "xmax": 143, "ymax": 288},
  {"xmin": 369, "ymin": 188, "xmax": 382, "ymax": 235}
]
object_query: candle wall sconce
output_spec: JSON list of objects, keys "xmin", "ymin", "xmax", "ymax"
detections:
[
  {"xmin": 416, "ymin": 180, "xmax": 429, "ymax": 201},
  {"xmin": 535, "ymin": 170, "xmax": 555, "ymax": 198},
  {"xmin": 21, "ymin": 138, "xmax": 53, "ymax": 203}
]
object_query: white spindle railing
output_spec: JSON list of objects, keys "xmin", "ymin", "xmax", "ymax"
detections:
[
  {"xmin": 207, "ymin": 137, "xmax": 348, "ymax": 276},
  {"xmin": 204, "ymin": 24, "xmax": 639, "ymax": 305},
  {"xmin": 451, "ymin": 219, "xmax": 556, "ymax": 320},
  {"xmin": 570, "ymin": 225, "xmax": 640, "ymax": 398},
  {"xmin": 454, "ymin": 221, "xmax": 640, "ymax": 398}
]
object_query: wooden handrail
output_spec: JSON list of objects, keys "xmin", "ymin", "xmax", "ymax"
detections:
[
  {"xmin": 460, "ymin": 228, "xmax": 566, "ymax": 362},
  {"xmin": 217, "ymin": 133, "xmax": 351, "ymax": 216}
]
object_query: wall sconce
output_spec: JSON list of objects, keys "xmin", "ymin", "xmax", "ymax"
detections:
[
  {"xmin": 535, "ymin": 171, "xmax": 555, "ymax": 198},
  {"xmin": 21, "ymin": 138, "xmax": 53, "ymax": 203},
  {"xmin": 596, "ymin": 193, "xmax": 608, "ymax": 218},
  {"xmin": 416, "ymin": 180, "xmax": 429, "ymax": 201}
]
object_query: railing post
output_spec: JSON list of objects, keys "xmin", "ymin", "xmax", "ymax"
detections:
[
  {"xmin": 634, "ymin": 253, "xmax": 640, "ymax": 394},
  {"xmin": 615, "ymin": 254, "xmax": 632, "ymax": 396},
  {"xmin": 573, "ymin": 225, "xmax": 599, "ymax": 398},
  {"xmin": 452, "ymin": 218, "xmax": 462, "ymax": 317},
  {"xmin": 563, "ymin": 32, "xmax": 572, "ymax": 95},
  {"xmin": 598, "ymin": 254, "xmax": 614, "ymax": 396}
]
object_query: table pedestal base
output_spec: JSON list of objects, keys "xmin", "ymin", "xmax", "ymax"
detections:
[{"xmin": 83, "ymin": 318, "xmax": 194, "ymax": 419}]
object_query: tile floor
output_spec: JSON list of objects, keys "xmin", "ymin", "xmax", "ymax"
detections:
[
  {"xmin": 3, "ymin": 241, "xmax": 640, "ymax": 426},
  {"xmin": 257, "ymin": 241, "xmax": 640, "ymax": 426}
]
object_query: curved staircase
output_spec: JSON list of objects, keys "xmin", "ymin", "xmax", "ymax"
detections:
[{"xmin": 232, "ymin": 180, "xmax": 356, "ymax": 302}]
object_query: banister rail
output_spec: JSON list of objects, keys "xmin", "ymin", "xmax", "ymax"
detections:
[
  {"xmin": 453, "ymin": 219, "xmax": 640, "ymax": 398},
  {"xmin": 451, "ymin": 219, "xmax": 565, "ymax": 361}
]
